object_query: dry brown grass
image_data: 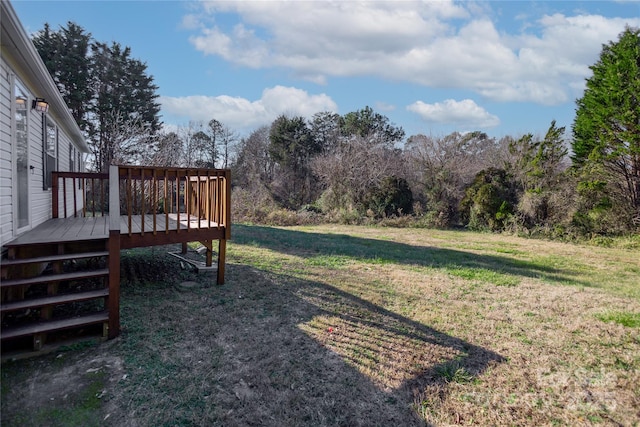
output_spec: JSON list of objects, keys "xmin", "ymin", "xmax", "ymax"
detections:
[{"xmin": 1, "ymin": 225, "xmax": 639, "ymax": 426}]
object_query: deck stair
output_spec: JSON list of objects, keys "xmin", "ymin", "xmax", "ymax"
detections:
[{"xmin": 1, "ymin": 238, "xmax": 111, "ymax": 354}]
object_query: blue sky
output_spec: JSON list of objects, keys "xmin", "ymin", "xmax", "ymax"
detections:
[{"xmin": 12, "ymin": 0, "xmax": 640, "ymax": 140}]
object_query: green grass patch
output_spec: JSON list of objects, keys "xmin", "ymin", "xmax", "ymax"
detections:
[
  {"xmin": 305, "ymin": 255, "xmax": 352, "ymax": 268},
  {"xmin": 596, "ymin": 311, "xmax": 640, "ymax": 328},
  {"xmin": 436, "ymin": 362, "xmax": 475, "ymax": 384},
  {"xmin": 446, "ymin": 267, "xmax": 519, "ymax": 287}
]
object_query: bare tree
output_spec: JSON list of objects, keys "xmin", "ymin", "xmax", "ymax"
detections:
[
  {"xmin": 232, "ymin": 126, "xmax": 279, "ymax": 220},
  {"xmin": 219, "ymin": 124, "xmax": 238, "ymax": 169},
  {"xmin": 95, "ymin": 109, "xmax": 155, "ymax": 169},
  {"xmin": 312, "ymin": 135, "xmax": 403, "ymax": 212},
  {"xmin": 403, "ymin": 132, "xmax": 500, "ymax": 225},
  {"xmin": 145, "ymin": 131, "xmax": 183, "ymax": 167},
  {"xmin": 233, "ymin": 126, "xmax": 275, "ymax": 189},
  {"xmin": 178, "ymin": 121, "xmax": 207, "ymax": 168}
]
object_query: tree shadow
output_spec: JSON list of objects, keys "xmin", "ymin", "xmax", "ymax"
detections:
[{"xmin": 232, "ymin": 224, "xmax": 590, "ymax": 287}]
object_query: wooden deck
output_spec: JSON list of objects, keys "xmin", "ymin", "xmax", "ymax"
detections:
[
  {"xmin": 5, "ymin": 214, "xmax": 221, "ymax": 246},
  {"xmin": 2, "ymin": 166, "xmax": 231, "ymax": 352},
  {"xmin": 6, "ymin": 217, "xmax": 109, "ymax": 245}
]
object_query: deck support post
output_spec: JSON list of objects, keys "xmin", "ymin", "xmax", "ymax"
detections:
[
  {"xmin": 205, "ymin": 240, "xmax": 213, "ymax": 267},
  {"xmin": 217, "ymin": 239, "xmax": 226, "ymax": 285},
  {"xmin": 107, "ymin": 231, "xmax": 120, "ymax": 339},
  {"xmin": 108, "ymin": 165, "xmax": 121, "ymax": 339}
]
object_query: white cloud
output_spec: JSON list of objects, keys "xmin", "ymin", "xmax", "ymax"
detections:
[
  {"xmin": 160, "ymin": 85, "xmax": 338, "ymax": 133},
  {"xmin": 407, "ymin": 99, "xmax": 500, "ymax": 128},
  {"xmin": 187, "ymin": 2, "xmax": 640, "ymax": 105},
  {"xmin": 375, "ymin": 101, "xmax": 396, "ymax": 112},
  {"xmin": 180, "ymin": 14, "xmax": 202, "ymax": 30}
]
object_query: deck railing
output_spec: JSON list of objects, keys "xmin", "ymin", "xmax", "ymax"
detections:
[
  {"xmin": 50, "ymin": 166, "xmax": 231, "ymax": 339},
  {"xmin": 52, "ymin": 171, "xmax": 109, "ymax": 218},
  {"xmin": 52, "ymin": 166, "xmax": 231, "ymax": 238},
  {"xmin": 111, "ymin": 165, "xmax": 231, "ymax": 237}
]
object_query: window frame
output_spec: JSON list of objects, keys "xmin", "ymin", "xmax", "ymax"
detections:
[{"xmin": 43, "ymin": 116, "xmax": 58, "ymax": 190}]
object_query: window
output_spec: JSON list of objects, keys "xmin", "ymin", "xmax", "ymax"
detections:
[
  {"xmin": 43, "ymin": 118, "xmax": 57, "ymax": 189},
  {"xmin": 69, "ymin": 144, "xmax": 75, "ymax": 172},
  {"xmin": 78, "ymin": 151, "xmax": 82, "ymax": 189}
]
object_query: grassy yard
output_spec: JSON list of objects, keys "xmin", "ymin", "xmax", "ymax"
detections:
[{"xmin": 2, "ymin": 224, "xmax": 639, "ymax": 426}]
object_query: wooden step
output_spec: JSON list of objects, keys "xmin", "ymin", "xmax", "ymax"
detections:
[
  {"xmin": 0, "ymin": 311, "xmax": 109, "ymax": 340},
  {"xmin": 0, "ymin": 289, "xmax": 109, "ymax": 313},
  {"xmin": 1, "ymin": 251, "xmax": 108, "ymax": 267},
  {"xmin": 0, "ymin": 269, "xmax": 109, "ymax": 289}
]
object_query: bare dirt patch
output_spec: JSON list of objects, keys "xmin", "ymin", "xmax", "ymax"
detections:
[{"xmin": 1, "ymin": 347, "xmax": 124, "ymax": 426}]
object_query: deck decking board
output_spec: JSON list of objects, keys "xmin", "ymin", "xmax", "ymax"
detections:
[{"xmin": 4, "ymin": 215, "xmax": 220, "ymax": 248}]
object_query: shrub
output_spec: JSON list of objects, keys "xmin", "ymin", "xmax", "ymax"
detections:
[
  {"xmin": 362, "ymin": 176, "xmax": 414, "ymax": 218},
  {"xmin": 460, "ymin": 168, "xmax": 517, "ymax": 231}
]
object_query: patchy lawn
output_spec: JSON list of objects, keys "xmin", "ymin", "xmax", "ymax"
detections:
[{"xmin": 2, "ymin": 225, "xmax": 639, "ymax": 426}]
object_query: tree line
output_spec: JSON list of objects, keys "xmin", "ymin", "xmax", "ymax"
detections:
[{"xmin": 34, "ymin": 23, "xmax": 639, "ymax": 237}]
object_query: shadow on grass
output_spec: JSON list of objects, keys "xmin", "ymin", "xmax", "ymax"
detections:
[
  {"xmin": 101, "ymin": 240, "xmax": 507, "ymax": 427},
  {"xmin": 0, "ymin": 244, "xmax": 504, "ymax": 427},
  {"xmin": 233, "ymin": 224, "xmax": 589, "ymax": 287}
]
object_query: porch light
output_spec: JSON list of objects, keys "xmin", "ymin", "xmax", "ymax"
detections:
[
  {"xmin": 32, "ymin": 97, "xmax": 49, "ymax": 113},
  {"xmin": 15, "ymin": 96, "xmax": 27, "ymax": 106}
]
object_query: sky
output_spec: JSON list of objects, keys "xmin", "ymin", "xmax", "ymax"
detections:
[{"xmin": 11, "ymin": 0, "xmax": 640, "ymax": 140}]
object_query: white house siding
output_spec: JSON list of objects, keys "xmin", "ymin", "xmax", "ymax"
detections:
[
  {"xmin": 0, "ymin": 61, "xmax": 87, "ymax": 240},
  {"xmin": 30, "ymin": 114, "xmax": 82, "ymax": 224},
  {"xmin": 29, "ymin": 109, "xmax": 48, "ymax": 227},
  {"xmin": 0, "ymin": 57, "xmax": 13, "ymax": 245},
  {"xmin": 1, "ymin": 0, "xmax": 89, "ymax": 245}
]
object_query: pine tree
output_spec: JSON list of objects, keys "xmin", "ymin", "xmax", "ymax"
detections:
[
  {"xmin": 32, "ymin": 22, "xmax": 92, "ymax": 132},
  {"xmin": 33, "ymin": 23, "xmax": 161, "ymax": 172},
  {"xmin": 572, "ymin": 26, "xmax": 640, "ymax": 229}
]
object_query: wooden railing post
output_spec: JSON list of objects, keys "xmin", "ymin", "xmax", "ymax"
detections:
[
  {"xmin": 109, "ymin": 166, "xmax": 121, "ymax": 239},
  {"xmin": 216, "ymin": 169, "xmax": 231, "ymax": 285},
  {"xmin": 108, "ymin": 165, "xmax": 121, "ymax": 339},
  {"xmin": 224, "ymin": 170, "xmax": 231, "ymax": 239},
  {"xmin": 52, "ymin": 172, "xmax": 59, "ymax": 219}
]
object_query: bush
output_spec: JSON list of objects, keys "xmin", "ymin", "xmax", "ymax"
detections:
[
  {"xmin": 232, "ymin": 186, "xmax": 280, "ymax": 224},
  {"xmin": 362, "ymin": 176, "xmax": 414, "ymax": 218},
  {"xmin": 460, "ymin": 168, "xmax": 516, "ymax": 231}
]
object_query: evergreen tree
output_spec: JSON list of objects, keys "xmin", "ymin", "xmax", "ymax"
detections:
[
  {"xmin": 340, "ymin": 106, "xmax": 405, "ymax": 146},
  {"xmin": 33, "ymin": 23, "xmax": 161, "ymax": 172},
  {"xmin": 32, "ymin": 22, "xmax": 92, "ymax": 132},
  {"xmin": 572, "ymin": 27, "xmax": 640, "ymax": 229},
  {"xmin": 310, "ymin": 111, "xmax": 341, "ymax": 154},
  {"xmin": 269, "ymin": 115, "xmax": 320, "ymax": 208},
  {"xmin": 510, "ymin": 121, "xmax": 568, "ymax": 194},
  {"xmin": 508, "ymin": 121, "xmax": 570, "ymax": 227}
]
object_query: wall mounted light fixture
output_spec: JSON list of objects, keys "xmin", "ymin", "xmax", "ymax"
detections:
[{"xmin": 32, "ymin": 97, "xmax": 49, "ymax": 113}]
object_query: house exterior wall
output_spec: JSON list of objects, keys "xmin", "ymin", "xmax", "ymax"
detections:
[
  {"xmin": 1, "ymin": 0, "xmax": 89, "ymax": 246},
  {"xmin": 0, "ymin": 58, "xmax": 13, "ymax": 245}
]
